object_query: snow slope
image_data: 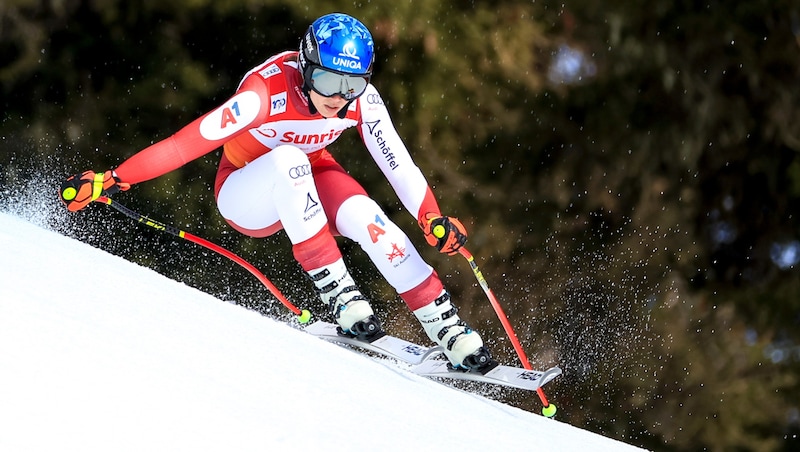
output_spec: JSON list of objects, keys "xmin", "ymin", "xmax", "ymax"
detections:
[{"xmin": 0, "ymin": 212, "xmax": 646, "ymax": 451}]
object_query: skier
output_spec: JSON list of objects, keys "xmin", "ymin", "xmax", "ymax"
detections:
[{"xmin": 59, "ymin": 13, "xmax": 497, "ymax": 373}]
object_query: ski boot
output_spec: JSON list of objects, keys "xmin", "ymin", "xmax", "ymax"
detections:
[
  {"xmin": 309, "ymin": 258, "xmax": 385, "ymax": 342},
  {"xmin": 413, "ymin": 290, "xmax": 498, "ymax": 374}
]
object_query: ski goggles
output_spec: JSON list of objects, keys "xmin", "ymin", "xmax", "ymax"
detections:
[{"xmin": 308, "ymin": 67, "xmax": 370, "ymax": 101}]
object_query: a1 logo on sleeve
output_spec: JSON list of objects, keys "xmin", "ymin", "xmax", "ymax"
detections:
[{"xmin": 199, "ymin": 91, "xmax": 261, "ymax": 141}]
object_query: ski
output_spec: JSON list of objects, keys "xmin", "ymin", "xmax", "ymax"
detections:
[
  {"xmin": 304, "ymin": 321, "xmax": 444, "ymax": 365},
  {"xmin": 304, "ymin": 322, "xmax": 561, "ymax": 392},
  {"xmin": 411, "ymin": 360, "xmax": 562, "ymax": 392}
]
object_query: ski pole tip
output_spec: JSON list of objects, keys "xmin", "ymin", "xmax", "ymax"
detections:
[
  {"xmin": 297, "ymin": 309, "xmax": 312, "ymax": 324},
  {"xmin": 542, "ymin": 403, "xmax": 557, "ymax": 418}
]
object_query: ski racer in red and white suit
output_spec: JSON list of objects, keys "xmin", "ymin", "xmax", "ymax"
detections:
[
  {"xmin": 60, "ymin": 14, "xmax": 495, "ymax": 372},
  {"xmin": 117, "ymin": 51, "xmax": 450, "ymax": 311}
]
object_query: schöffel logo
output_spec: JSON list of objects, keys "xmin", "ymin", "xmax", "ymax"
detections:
[
  {"xmin": 303, "ymin": 193, "xmax": 321, "ymax": 220},
  {"xmin": 288, "ymin": 164, "xmax": 312, "ymax": 179}
]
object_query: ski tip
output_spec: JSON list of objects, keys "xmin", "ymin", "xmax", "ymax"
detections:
[
  {"xmin": 535, "ymin": 366, "xmax": 563, "ymax": 389},
  {"xmin": 542, "ymin": 403, "xmax": 557, "ymax": 418}
]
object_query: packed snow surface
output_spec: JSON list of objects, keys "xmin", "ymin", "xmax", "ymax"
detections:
[{"xmin": 0, "ymin": 212, "xmax": 645, "ymax": 451}]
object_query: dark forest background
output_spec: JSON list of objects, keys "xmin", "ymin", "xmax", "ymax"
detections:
[{"xmin": 2, "ymin": 1, "xmax": 799, "ymax": 450}]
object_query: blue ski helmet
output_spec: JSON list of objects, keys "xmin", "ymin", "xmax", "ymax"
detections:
[{"xmin": 299, "ymin": 13, "xmax": 374, "ymax": 100}]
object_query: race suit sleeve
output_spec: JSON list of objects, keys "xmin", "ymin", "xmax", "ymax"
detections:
[
  {"xmin": 356, "ymin": 84, "xmax": 442, "ymax": 222},
  {"xmin": 114, "ymin": 75, "xmax": 270, "ymax": 185}
]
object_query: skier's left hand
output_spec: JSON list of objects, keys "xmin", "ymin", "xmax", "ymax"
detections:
[
  {"xmin": 59, "ymin": 170, "xmax": 129, "ymax": 212},
  {"xmin": 419, "ymin": 213, "xmax": 467, "ymax": 255}
]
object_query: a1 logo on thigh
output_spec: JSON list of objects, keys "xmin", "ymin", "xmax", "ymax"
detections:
[{"xmin": 367, "ymin": 214, "xmax": 387, "ymax": 243}]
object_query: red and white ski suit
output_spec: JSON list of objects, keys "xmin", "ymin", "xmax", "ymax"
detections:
[{"xmin": 113, "ymin": 51, "xmax": 447, "ymax": 310}]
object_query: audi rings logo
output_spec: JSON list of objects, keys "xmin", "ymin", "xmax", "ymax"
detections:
[
  {"xmin": 289, "ymin": 164, "xmax": 312, "ymax": 179},
  {"xmin": 365, "ymin": 94, "xmax": 383, "ymax": 105}
]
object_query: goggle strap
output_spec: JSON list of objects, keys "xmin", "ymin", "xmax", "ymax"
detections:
[{"xmin": 337, "ymin": 100, "xmax": 354, "ymax": 119}]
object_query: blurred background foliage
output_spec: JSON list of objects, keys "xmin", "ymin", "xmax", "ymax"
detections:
[{"xmin": 2, "ymin": 1, "xmax": 800, "ymax": 450}]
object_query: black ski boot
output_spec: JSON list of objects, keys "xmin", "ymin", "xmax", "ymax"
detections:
[
  {"xmin": 448, "ymin": 346, "xmax": 500, "ymax": 375},
  {"xmin": 336, "ymin": 314, "xmax": 386, "ymax": 343}
]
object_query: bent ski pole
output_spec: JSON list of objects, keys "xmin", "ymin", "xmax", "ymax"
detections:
[
  {"xmin": 457, "ymin": 247, "xmax": 557, "ymax": 417},
  {"xmin": 95, "ymin": 196, "xmax": 311, "ymax": 323}
]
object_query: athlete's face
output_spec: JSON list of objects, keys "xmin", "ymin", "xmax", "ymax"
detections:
[{"xmin": 309, "ymin": 90, "xmax": 348, "ymax": 118}]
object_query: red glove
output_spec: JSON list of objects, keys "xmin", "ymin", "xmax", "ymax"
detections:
[
  {"xmin": 59, "ymin": 170, "xmax": 129, "ymax": 212},
  {"xmin": 419, "ymin": 213, "xmax": 467, "ymax": 255}
]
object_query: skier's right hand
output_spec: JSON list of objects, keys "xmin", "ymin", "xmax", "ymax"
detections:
[
  {"xmin": 419, "ymin": 213, "xmax": 468, "ymax": 255},
  {"xmin": 59, "ymin": 170, "xmax": 129, "ymax": 212}
]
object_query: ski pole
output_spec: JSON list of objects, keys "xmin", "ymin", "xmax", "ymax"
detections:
[
  {"xmin": 95, "ymin": 196, "xmax": 311, "ymax": 323},
  {"xmin": 458, "ymin": 247, "xmax": 557, "ymax": 417}
]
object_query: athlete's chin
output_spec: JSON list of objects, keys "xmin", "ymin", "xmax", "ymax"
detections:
[{"xmin": 319, "ymin": 106, "xmax": 343, "ymax": 118}]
